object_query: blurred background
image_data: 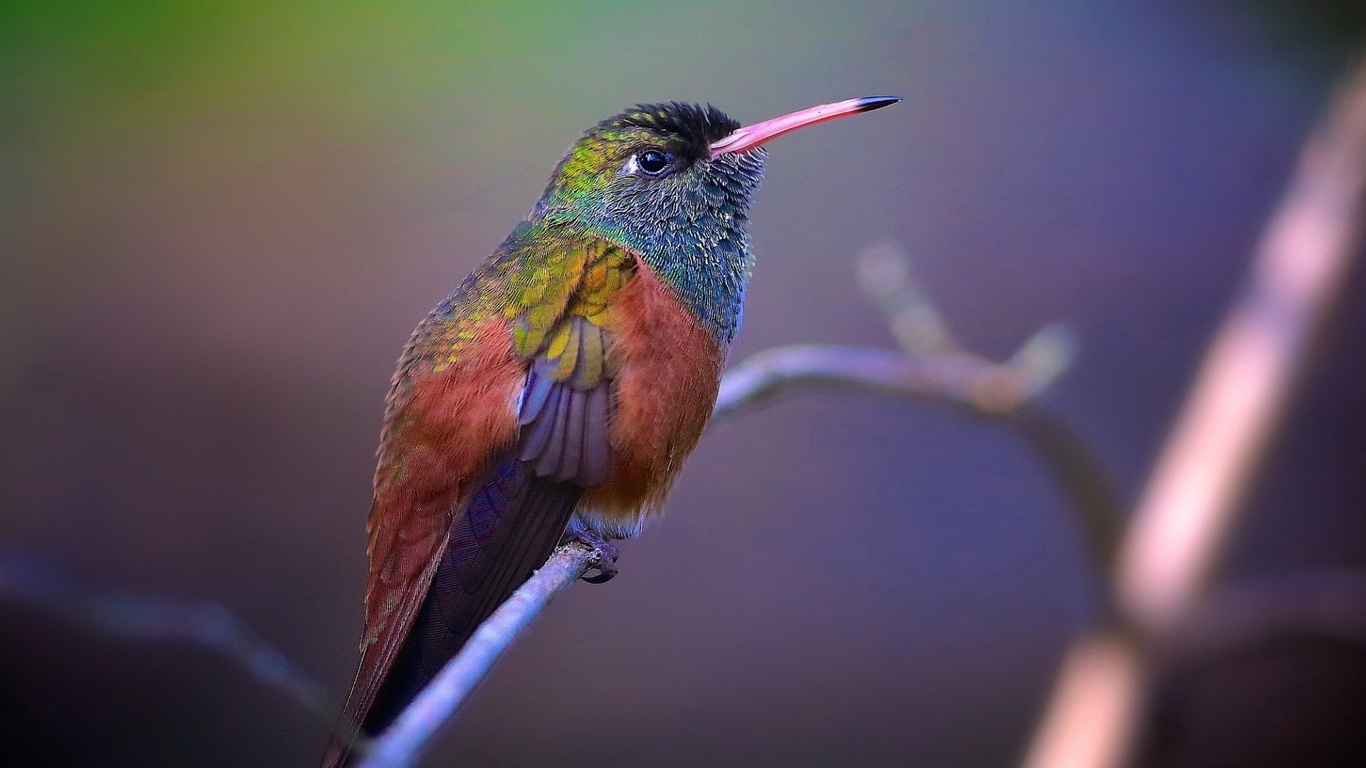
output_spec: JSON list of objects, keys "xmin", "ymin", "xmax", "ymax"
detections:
[{"xmin": 2, "ymin": 1, "xmax": 1365, "ymax": 766}]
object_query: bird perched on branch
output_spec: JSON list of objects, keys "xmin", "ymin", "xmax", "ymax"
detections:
[{"xmin": 321, "ymin": 95, "xmax": 899, "ymax": 767}]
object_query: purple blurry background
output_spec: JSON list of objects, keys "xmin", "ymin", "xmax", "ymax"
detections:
[{"xmin": 2, "ymin": 1, "xmax": 1364, "ymax": 766}]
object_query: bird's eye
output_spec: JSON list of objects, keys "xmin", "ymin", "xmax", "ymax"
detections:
[{"xmin": 636, "ymin": 149, "xmax": 672, "ymax": 176}]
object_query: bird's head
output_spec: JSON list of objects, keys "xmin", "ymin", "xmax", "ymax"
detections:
[
  {"xmin": 536, "ymin": 97, "xmax": 898, "ymax": 256},
  {"xmin": 531, "ymin": 97, "xmax": 898, "ymax": 344},
  {"xmin": 535, "ymin": 101, "xmax": 761, "ymax": 251}
]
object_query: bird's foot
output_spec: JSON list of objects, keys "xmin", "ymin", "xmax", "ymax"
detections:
[{"xmin": 566, "ymin": 526, "xmax": 620, "ymax": 584}]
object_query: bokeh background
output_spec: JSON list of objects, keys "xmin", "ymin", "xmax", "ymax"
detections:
[{"xmin": 3, "ymin": 1, "xmax": 1365, "ymax": 766}]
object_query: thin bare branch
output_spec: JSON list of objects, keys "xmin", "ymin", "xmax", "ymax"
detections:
[
  {"xmin": 0, "ymin": 554, "xmax": 340, "ymax": 729},
  {"xmin": 715, "ymin": 338, "xmax": 1125, "ymax": 575},
  {"xmin": 1118, "ymin": 61, "xmax": 1366, "ymax": 638},
  {"xmin": 1026, "ymin": 631, "xmax": 1146, "ymax": 768},
  {"xmin": 1169, "ymin": 569, "xmax": 1366, "ymax": 668},
  {"xmin": 715, "ymin": 343, "xmax": 1042, "ymax": 419},
  {"xmin": 355, "ymin": 543, "xmax": 597, "ymax": 768},
  {"xmin": 861, "ymin": 243, "xmax": 1124, "ymax": 568},
  {"xmin": 856, "ymin": 240, "xmax": 960, "ymax": 355},
  {"xmin": 716, "ymin": 243, "xmax": 1080, "ymax": 424},
  {"xmin": 1023, "ymin": 53, "xmax": 1366, "ymax": 768},
  {"xmin": 1006, "ymin": 409, "xmax": 1126, "ymax": 574}
]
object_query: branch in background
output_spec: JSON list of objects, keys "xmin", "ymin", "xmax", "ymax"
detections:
[
  {"xmin": 355, "ymin": 543, "xmax": 598, "ymax": 768},
  {"xmin": 716, "ymin": 343, "xmax": 1122, "ymax": 575},
  {"xmin": 1007, "ymin": 410, "xmax": 1126, "ymax": 577},
  {"xmin": 859, "ymin": 242, "xmax": 1126, "ymax": 569},
  {"xmin": 717, "ymin": 242, "xmax": 1078, "ymax": 421},
  {"xmin": 0, "ymin": 554, "xmax": 341, "ymax": 731},
  {"xmin": 1118, "ymin": 60, "xmax": 1366, "ymax": 637},
  {"xmin": 1169, "ymin": 570, "xmax": 1366, "ymax": 669},
  {"xmin": 715, "ymin": 343, "xmax": 1045, "ymax": 418},
  {"xmin": 717, "ymin": 243, "xmax": 1125, "ymax": 576},
  {"xmin": 1023, "ymin": 52, "xmax": 1366, "ymax": 768},
  {"xmin": 856, "ymin": 240, "xmax": 961, "ymax": 356}
]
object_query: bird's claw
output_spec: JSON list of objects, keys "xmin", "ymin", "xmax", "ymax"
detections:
[{"xmin": 568, "ymin": 527, "xmax": 620, "ymax": 584}]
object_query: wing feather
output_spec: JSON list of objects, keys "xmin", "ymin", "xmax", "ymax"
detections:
[{"xmin": 322, "ymin": 236, "xmax": 637, "ymax": 767}]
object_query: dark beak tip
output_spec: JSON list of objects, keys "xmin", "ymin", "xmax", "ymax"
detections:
[{"xmin": 857, "ymin": 96, "xmax": 902, "ymax": 112}]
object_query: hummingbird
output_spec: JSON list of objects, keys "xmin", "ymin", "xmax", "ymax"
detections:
[{"xmin": 321, "ymin": 95, "xmax": 899, "ymax": 767}]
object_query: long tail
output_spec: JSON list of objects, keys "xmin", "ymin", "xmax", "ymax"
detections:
[{"xmin": 321, "ymin": 458, "xmax": 581, "ymax": 767}]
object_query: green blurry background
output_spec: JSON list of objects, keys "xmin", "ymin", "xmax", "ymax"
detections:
[{"xmin": 2, "ymin": 1, "xmax": 1365, "ymax": 766}]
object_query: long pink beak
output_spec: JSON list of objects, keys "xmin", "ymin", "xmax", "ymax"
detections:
[{"xmin": 709, "ymin": 96, "xmax": 900, "ymax": 159}]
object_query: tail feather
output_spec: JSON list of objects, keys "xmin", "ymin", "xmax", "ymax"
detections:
[
  {"xmin": 320, "ymin": 457, "xmax": 581, "ymax": 767},
  {"xmin": 367, "ymin": 468, "xmax": 581, "ymax": 729}
]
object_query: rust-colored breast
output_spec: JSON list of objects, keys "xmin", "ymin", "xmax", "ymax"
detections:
[{"xmin": 579, "ymin": 260, "xmax": 726, "ymax": 534}]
